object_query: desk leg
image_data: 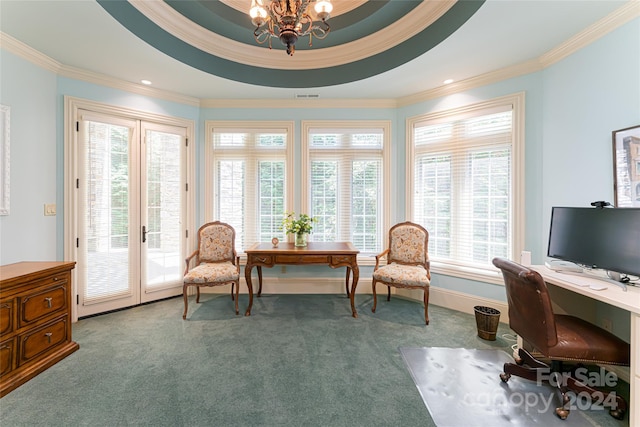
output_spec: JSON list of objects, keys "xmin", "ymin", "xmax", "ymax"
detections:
[
  {"xmin": 345, "ymin": 267, "xmax": 351, "ymax": 296},
  {"xmin": 257, "ymin": 266, "xmax": 263, "ymax": 297},
  {"xmin": 631, "ymin": 313, "xmax": 639, "ymax": 427},
  {"xmin": 244, "ymin": 265, "xmax": 254, "ymax": 316},
  {"xmin": 350, "ymin": 263, "xmax": 359, "ymax": 318}
]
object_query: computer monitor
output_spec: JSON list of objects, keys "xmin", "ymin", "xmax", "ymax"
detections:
[{"xmin": 547, "ymin": 206, "xmax": 640, "ymax": 278}]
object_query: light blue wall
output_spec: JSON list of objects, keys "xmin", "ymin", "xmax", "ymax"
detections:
[
  {"xmin": 0, "ymin": 52, "xmax": 58, "ymax": 263},
  {"xmin": 1, "ymin": 18, "xmax": 637, "ymax": 313},
  {"xmin": 540, "ymin": 19, "xmax": 640, "ymax": 338},
  {"xmin": 540, "ymin": 19, "xmax": 640, "ymax": 255}
]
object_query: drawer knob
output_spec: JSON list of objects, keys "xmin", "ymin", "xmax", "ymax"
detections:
[
  {"xmin": 44, "ymin": 297, "xmax": 53, "ymax": 308},
  {"xmin": 44, "ymin": 332, "xmax": 53, "ymax": 343}
]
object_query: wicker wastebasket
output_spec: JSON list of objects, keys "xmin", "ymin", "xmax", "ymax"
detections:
[{"xmin": 474, "ymin": 306, "xmax": 501, "ymax": 341}]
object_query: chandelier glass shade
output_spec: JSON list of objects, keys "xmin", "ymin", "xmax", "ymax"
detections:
[{"xmin": 249, "ymin": 0, "xmax": 333, "ymax": 56}]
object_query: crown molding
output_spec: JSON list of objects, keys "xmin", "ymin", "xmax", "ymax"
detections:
[
  {"xmin": 59, "ymin": 65, "xmax": 201, "ymax": 107},
  {"xmin": 539, "ymin": 0, "xmax": 640, "ymax": 67},
  {"xmin": 1, "ymin": 32, "xmax": 200, "ymax": 107},
  {"xmin": 397, "ymin": 1, "xmax": 638, "ymax": 107},
  {"xmin": 200, "ymin": 97, "xmax": 397, "ymax": 109},
  {"xmin": 0, "ymin": 32, "xmax": 61, "ymax": 73},
  {"xmin": 396, "ymin": 59, "xmax": 543, "ymax": 107}
]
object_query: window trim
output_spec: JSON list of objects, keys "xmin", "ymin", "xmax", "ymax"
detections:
[
  {"xmin": 205, "ymin": 120, "xmax": 294, "ymax": 252},
  {"xmin": 405, "ymin": 93, "xmax": 525, "ymax": 284},
  {"xmin": 301, "ymin": 120, "xmax": 391, "ymax": 258}
]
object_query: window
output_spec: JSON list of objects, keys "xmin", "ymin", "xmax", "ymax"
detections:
[
  {"xmin": 206, "ymin": 122, "xmax": 293, "ymax": 252},
  {"xmin": 301, "ymin": 121, "xmax": 390, "ymax": 255},
  {"xmin": 407, "ymin": 94, "xmax": 524, "ymax": 280}
]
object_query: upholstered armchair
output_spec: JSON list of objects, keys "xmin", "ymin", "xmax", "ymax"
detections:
[
  {"xmin": 182, "ymin": 221, "xmax": 240, "ymax": 319},
  {"xmin": 371, "ymin": 221, "xmax": 431, "ymax": 324},
  {"xmin": 492, "ymin": 257, "xmax": 629, "ymax": 420}
]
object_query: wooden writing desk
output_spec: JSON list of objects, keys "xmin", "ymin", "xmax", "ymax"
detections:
[
  {"xmin": 531, "ymin": 265, "xmax": 640, "ymax": 426},
  {"xmin": 244, "ymin": 242, "xmax": 360, "ymax": 317}
]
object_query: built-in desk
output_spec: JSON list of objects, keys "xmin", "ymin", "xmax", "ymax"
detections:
[
  {"xmin": 244, "ymin": 242, "xmax": 359, "ymax": 317},
  {"xmin": 531, "ymin": 265, "xmax": 640, "ymax": 426}
]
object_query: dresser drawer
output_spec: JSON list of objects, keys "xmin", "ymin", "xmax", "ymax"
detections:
[
  {"xmin": 0, "ymin": 338, "xmax": 16, "ymax": 377},
  {"xmin": 18, "ymin": 317, "xmax": 68, "ymax": 365},
  {"xmin": 19, "ymin": 284, "xmax": 67, "ymax": 327},
  {"xmin": 276, "ymin": 255, "xmax": 329, "ymax": 264},
  {"xmin": 0, "ymin": 298, "xmax": 15, "ymax": 335}
]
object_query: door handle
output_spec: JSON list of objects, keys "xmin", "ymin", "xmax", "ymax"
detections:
[{"xmin": 142, "ymin": 225, "xmax": 147, "ymax": 243}]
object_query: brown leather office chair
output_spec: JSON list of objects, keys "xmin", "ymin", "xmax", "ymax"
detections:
[
  {"xmin": 492, "ymin": 257, "xmax": 629, "ymax": 420},
  {"xmin": 182, "ymin": 221, "xmax": 240, "ymax": 319},
  {"xmin": 371, "ymin": 221, "xmax": 431, "ymax": 324}
]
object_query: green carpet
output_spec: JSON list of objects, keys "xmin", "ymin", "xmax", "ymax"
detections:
[{"xmin": 0, "ymin": 294, "xmax": 518, "ymax": 426}]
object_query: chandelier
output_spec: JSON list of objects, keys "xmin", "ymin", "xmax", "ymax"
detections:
[{"xmin": 249, "ymin": 0, "xmax": 333, "ymax": 56}]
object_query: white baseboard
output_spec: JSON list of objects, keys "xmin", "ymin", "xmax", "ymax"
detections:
[
  {"xmin": 199, "ymin": 276, "xmax": 509, "ymax": 323},
  {"xmin": 397, "ymin": 286, "xmax": 509, "ymax": 324}
]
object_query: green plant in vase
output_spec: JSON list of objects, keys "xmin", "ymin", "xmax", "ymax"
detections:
[{"xmin": 282, "ymin": 212, "xmax": 317, "ymax": 247}]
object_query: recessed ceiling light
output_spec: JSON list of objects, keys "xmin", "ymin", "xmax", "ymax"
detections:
[
  {"xmin": 443, "ymin": 79, "xmax": 454, "ymax": 84},
  {"xmin": 141, "ymin": 79, "xmax": 152, "ymax": 85}
]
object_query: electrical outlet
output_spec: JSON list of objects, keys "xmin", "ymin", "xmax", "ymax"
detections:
[
  {"xmin": 44, "ymin": 204, "xmax": 56, "ymax": 216},
  {"xmin": 602, "ymin": 318, "xmax": 612, "ymax": 332}
]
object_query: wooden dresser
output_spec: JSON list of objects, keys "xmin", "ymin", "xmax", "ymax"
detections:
[{"xmin": 0, "ymin": 261, "xmax": 79, "ymax": 397}]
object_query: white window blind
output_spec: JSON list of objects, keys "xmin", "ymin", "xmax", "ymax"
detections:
[
  {"xmin": 79, "ymin": 118, "xmax": 134, "ymax": 301},
  {"xmin": 207, "ymin": 123, "xmax": 292, "ymax": 252},
  {"xmin": 410, "ymin": 97, "xmax": 523, "ymax": 276},
  {"xmin": 303, "ymin": 122, "xmax": 389, "ymax": 255}
]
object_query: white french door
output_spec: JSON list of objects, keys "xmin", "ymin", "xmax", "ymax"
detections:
[{"xmin": 74, "ymin": 110, "xmax": 188, "ymax": 317}]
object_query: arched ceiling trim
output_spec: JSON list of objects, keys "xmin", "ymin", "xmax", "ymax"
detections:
[{"xmin": 97, "ymin": 0, "xmax": 485, "ymax": 88}]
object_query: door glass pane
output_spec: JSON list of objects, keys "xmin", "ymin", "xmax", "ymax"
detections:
[
  {"xmin": 84, "ymin": 121, "xmax": 131, "ymax": 301},
  {"xmin": 145, "ymin": 130, "xmax": 182, "ymax": 288}
]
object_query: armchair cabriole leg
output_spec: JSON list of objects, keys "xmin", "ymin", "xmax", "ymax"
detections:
[
  {"xmin": 234, "ymin": 281, "xmax": 239, "ymax": 315},
  {"xmin": 423, "ymin": 287, "xmax": 429, "ymax": 325},
  {"xmin": 182, "ymin": 283, "xmax": 190, "ymax": 320},
  {"xmin": 371, "ymin": 280, "xmax": 378, "ymax": 313}
]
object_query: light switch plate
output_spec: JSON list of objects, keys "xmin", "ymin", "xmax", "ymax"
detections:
[{"xmin": 44, "ymin": 204, "xmax": 56, "ymax": 216}]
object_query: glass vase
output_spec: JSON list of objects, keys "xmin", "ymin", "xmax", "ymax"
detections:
[{"xmin": 294, "ymin": 233, "xmax": 307, "ymax": 247}]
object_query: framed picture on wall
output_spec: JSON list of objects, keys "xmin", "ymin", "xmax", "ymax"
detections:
[
  {"xmin": 612, "ymin": 125, "xmax": 640, "ymax": 207},
  {"xmin": 0, "ymin": 105, "xmax": 9, "ymax": 215}
]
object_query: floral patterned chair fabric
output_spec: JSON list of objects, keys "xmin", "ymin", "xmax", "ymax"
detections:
[
  {"xmin": 198, "ymin": 223, "xmax": 235, "ymax": 263},
  {"xmin": 371, "ymin": 221, "xmax": 431, "ymax": 324},
  {"xmin": 182, "ymin": 221, "xmax": 241, "ymax": 319}
]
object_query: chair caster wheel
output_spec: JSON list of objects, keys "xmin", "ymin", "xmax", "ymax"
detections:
[
  {"xmin": 499, "ymin": 372, "xmax": 511, "ymax": 383},
  {"xmin": 609, "ymin": 408, "xmax": 625, "ymax": 420},
  {"xmin": 555, "ymin": 407, "xmax": 569, "ymax": 420}
]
